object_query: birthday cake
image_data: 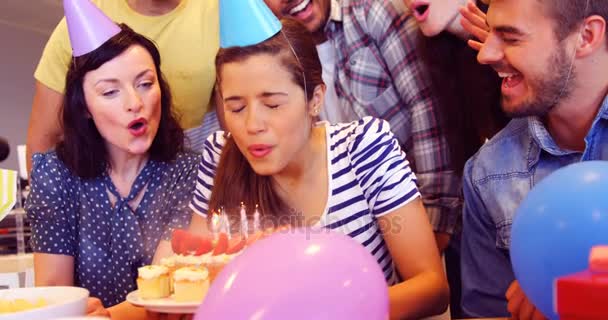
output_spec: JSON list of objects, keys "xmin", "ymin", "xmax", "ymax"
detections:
[{"xmin": 136, "ymin": 206, "xmax": 283, "ymax": 301}]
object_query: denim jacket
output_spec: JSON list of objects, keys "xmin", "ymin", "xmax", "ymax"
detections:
[{"xmin": 460, "ymin": 96, "xmax": 608, "ymax": 317}]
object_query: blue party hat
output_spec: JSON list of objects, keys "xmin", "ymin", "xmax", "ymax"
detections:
[{"xmin": 220, "ymin": 0, "xmax": 282, "ymax": 48}]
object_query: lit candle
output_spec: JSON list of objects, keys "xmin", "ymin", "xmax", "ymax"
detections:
[
  {"xmin": 220, "ymin": 207, "xmax": 231, "ymax": 239},
  {"xmin": 211, "ymin": 210, "xmax": 220, "ymax": 240},
  {"xmin": 240, "ymin": 202, "xmax": 248, "ymax": 238},
  {"xmin": 253, "ymin": 204, "xmax": 261, "ymax": 233}
]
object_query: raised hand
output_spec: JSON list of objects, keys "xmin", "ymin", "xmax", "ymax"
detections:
[{"xmin": 459, "ymin": 0, "xmax": 490, "ymax": 51}]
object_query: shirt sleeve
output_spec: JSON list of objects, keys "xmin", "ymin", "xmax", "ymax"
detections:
[
  {"xmin": 189, "ymin": 132, "xmax": 225, "ymax": 217},
  {"xmin": 369, "ymin": 2, "xmax": 461, "ymax": 234},
  {"xmin": 162, "ymin": 152, "xmax": 203, "ymax": 240},
  {"xmin": 349, "ymin": 117, "xmax": 420, "ymax": 217},
  {"xmin": 460, "ymin": 158, "xmax": 513, "ymax": 317},
  {"xmin": 33, "ymin": 17, "xmax": 72, "ymax": 93},
  {"xmin": 25, "ymin": 153, "xmax": 77, "ymax": 256}
]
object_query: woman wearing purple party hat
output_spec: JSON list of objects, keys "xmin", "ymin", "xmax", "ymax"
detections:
[
  {"xmin": 188, "ymin": 0, "xmax": 449, "ymax": 319},
  {"xmin": 28, "ymin": 0, "xmax": 219, "ymax": 173},
  {"xmin": 25, "ymin": 0, "xmax": 200, "ymax": 316}
]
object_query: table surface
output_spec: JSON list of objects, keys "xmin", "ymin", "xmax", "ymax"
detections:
[
  {"xmin": 0, "ymin": 254, "xmax": 513, "ymax": 320},
  {"xmin": 456, "ymin": 318, "xmax": 508, "ymax": 320},
  {"xmin": 0, "ymin": 253, "xmax": 33, "ymax": 273}
]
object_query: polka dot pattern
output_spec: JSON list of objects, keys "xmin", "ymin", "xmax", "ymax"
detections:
[{"xmin": 26, "ymin": 151, "xmax": 201, "ymax": 307}]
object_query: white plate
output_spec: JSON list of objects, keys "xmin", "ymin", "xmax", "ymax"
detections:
[
  {"xmin": 126, "ymin": 290, "xmax": 202, "ymax": 314},
  {"xmin": 0, "ymin": 286, "xmax": 89, "ymax": 320}
]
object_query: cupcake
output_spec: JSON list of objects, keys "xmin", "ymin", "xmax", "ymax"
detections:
[
  {"xmin": 173, "ymin": 267, "xmax": 210, "ymax": 302},
  {"xmin": 137, "ymin": 265, "xmax": 171, "ymax": 299}
]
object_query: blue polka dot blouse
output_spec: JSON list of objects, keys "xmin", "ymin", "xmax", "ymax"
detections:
[{"xmin": 25, "ymin": 151, "xmax": 200, "ymax": 306}]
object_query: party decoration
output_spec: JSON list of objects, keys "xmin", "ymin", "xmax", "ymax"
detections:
[
  {"xmin": 0, "ymin": 169, "xmax": 17, "ymax": 223},
  {"xmin": 511, "ymin": 161, "xmax": 608, "ymax": 319},
  {"xmin": 64, "ymin": 0, "xmax": 121, "ymax": 56},
  {"xmin": 220, "ymin": 0, "xmax": 281, "ymax": 48},
  {"xmin": 195, "ymin": 228, "xmax": 389, "ymax": 320}
]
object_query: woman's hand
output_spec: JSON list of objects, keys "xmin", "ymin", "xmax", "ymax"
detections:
[
  {"xmin": 459, "ymin": 0, "xmax": 490, "ymax": 51},
  {"xmin": 86, "ymin": 297, "xmax": 110, "ymax": 317},
  {"xmin": 379, "ymin": 198, "xmax": 449, "ymax": 319}
]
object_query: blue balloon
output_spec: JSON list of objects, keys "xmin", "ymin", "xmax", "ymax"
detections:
[{"xmin": 511, "ymin": 161, "xmax": 608, "ymax": 319}]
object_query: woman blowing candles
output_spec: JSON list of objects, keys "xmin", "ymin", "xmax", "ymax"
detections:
[
  {"xmin": 25, "ymin": 0, "xmax": 199, "ymax": 316},
  {"xmin": 188, "ymin": 11, "xmax": 449, "ymax": 319}
]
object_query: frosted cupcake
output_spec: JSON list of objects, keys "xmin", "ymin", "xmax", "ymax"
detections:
[
  {"xmin": 137, "ymin": 265, "xmax": 171, "ymax": 299},
  {"xmin": 173, "ymin": 267, "xmax": 210, "ymax": 302}
]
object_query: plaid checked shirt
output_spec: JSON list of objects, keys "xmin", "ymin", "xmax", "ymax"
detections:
[{"xmin": 325, "ymin": 0, "xmax": 461, "ymax": 234}]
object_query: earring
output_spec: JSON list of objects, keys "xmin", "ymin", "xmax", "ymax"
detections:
[{"xmin": 313, "ymin": 107, "xmax": 319, "ymax": 114}]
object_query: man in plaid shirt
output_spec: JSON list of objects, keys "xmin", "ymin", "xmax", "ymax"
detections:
[{"xmin": 264, "ymin": 0, "xmax": 461, "ymax": 250}]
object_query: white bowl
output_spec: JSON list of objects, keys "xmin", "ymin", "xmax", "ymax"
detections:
[{"xmin": 0, "ymin": 286, "xmax": 89, "ymax": 320}]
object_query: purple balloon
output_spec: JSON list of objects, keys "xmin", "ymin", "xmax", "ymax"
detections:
[{"xmin": 195, "ymin": 228, "xmax": 389, "ymax": 320}]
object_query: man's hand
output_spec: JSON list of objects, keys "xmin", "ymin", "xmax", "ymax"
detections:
[
  {"xmin": 506, "ymin": 280, "xmax": 547, "ymax": 320},
  {"xmin": 459, "ymin": 0, "xmax": 489, "ymax": 51}
]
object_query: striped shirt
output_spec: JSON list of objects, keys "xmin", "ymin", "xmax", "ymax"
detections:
[{"xmin": 190, "ymin": 117, "xmax": 420, "ymax": 283}]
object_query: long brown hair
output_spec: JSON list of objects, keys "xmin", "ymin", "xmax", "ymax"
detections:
[
  {"xmin": 416, "ymin": 1, "xmax": 508, "ymax": 176},
  {"xmin": 209, "ymin": 18, "xmax": 323, "ymax": 224}
]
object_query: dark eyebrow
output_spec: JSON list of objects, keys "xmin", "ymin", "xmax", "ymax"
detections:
[
  {"xmin": 224, "ymin": 92, "xmax": 288, "ymax": 102},
  {"xmin": 494, "ymin": 25, "xmax": 527, "ymax": 37},
  {"xmin": 135, "ymin": 69, "xmax": 154, "ymax": 80},
  {"xmin": 223, "ymin": 96, "xmax": 243, "ymax": 103},
  {"xmin": 95, "ymin": 69, "xmax": 153, "ymax": 86},
  {"xmin": 259, "ymin": 92, "xmax": 288, "ymax": 98}
]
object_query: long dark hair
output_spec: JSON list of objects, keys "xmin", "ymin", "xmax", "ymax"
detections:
[
  {"xmin": 56, "ymin": 24, "xmax": 184, "ymax": 179},
  {"xmin": 209, "ymin": 18, "xmax": 323, "ymax": 223},
  {"xmin": 417, "ymin": 1, "xmax": 508, "ymax": 176}
]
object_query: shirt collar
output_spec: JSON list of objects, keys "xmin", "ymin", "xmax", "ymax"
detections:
[
  {"xmin": 600, "ymin": 93, "xmax": 608, "ymax": 119},
  {"xmin": 528, "ymin": 94, "xmax": 608, "ymax": 157},
  {"xmin": 527, "ymin": 117, "xmax": 570, "ymax": 156},
  {"xmin": 323, "ymin": 0, "xmax": 342, "ymax": 37}
]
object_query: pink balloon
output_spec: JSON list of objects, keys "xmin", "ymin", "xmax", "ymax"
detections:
[{"xmin": 195, "ymin": 228, "xmax": 389, "ymax": 320}]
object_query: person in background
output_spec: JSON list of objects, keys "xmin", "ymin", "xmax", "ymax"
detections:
[
  {"xmin": 262, "ymin": 0, "xmax": 460, "ymax": 254},
  {"xmin": 400, "ymin": 0, "xmax": 509, "ymax": 316},
  {"xmin": 458, "ymin": 0, "xmax": 608, "ymax": 318},
  {"xmin": 27, "ymin": 0, "xmax": 219, "ymax": 172},
  {"xmin": 26, "ymin": 3, "xmax": 199, "ymax": 317},
  {"xmin": 403, "ymin": 0, "xmax": 508, "ymax": 178},
  {"xmin": 189, "ymin": 14, "xmax": 449, "ymax": 319}
]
